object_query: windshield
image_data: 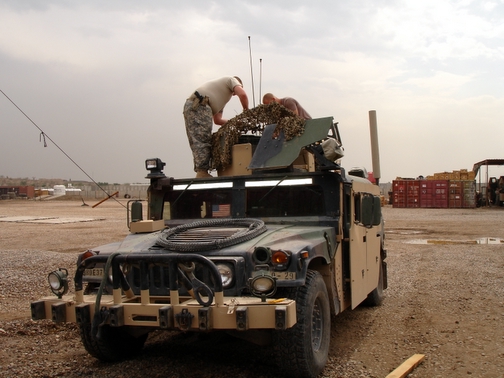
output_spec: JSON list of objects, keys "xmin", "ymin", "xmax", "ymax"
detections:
[{"xmin": 162, "ymin": 184, "xmax": 325, "ymax": 220}]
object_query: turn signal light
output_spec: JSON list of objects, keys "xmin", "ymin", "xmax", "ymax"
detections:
[
  {"xmin": 81, "ymin": 250, "xmax": 96, "ymax": 261},
  {"xmin": 271, "ymin": 250, "xmax": 290, "ymax": 270}
]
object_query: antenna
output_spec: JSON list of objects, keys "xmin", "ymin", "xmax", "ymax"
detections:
[
  {"xmin": 248, "ymin": 36, "xmax": 256, "ymax": 107},
  {"xmin": 259, "ymin": 58, "xmax": 262, "ymax": 105}
]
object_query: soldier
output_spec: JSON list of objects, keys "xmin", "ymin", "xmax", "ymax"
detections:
[
  {"xmin": 262, "ymin": 93, "xmax": 312, "ymax": 120},
  {"xmin": 183, "ymin": 76, "xmax": 249, "ymax": 178}
]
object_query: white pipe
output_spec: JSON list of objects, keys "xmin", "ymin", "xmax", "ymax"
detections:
[{"xmin": 369, "ymin": 110, "xmax": 381, "ymax": 183}]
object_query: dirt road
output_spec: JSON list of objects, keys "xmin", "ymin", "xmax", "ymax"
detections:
[{"xmin": 0, "ymin": 200, "xmax": 503, "ymax": 377}]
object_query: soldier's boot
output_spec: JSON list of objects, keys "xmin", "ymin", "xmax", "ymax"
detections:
[{"xmin": 195, "ymin": 170, "xmax": 212, "ymax": 178}]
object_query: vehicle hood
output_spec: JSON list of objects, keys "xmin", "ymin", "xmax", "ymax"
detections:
[{"xmin": 90, "ymin": 223, "xmax": 336, "ymax": 259}]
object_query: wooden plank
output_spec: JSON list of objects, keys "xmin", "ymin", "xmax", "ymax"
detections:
[
  {"xmin": 385, "ymin": 354, "xmax": 425, "ymax": 378},
  {"xmin": 92, "ymin": 191, "xmax": 119, "ymax": 208}
]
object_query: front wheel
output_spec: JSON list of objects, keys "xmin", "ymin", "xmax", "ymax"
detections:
[
  {"xmin": 273, "ymin": 270, "xmax": 331, "ymax": 378},
  {"xmin": 79, "ymin": 323, "xmax": 148, "ymax": 362}
]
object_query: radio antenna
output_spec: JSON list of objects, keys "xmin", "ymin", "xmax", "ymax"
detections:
[
  {"xmin": 248, "ymin": 36, "xmax": 256, "ymax": 108},
  {"xmin": 259, "ymin": 58, "xmax": 262, "ymax": 105}
]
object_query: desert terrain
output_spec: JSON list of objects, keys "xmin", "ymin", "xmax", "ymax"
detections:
[{"xmin": 0, "ymin": 199, "xmax": 503, "ymax": 377}]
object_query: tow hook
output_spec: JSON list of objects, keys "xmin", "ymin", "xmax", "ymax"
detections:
[
  {"xmin": 175, "ymin": 308, "xmax": 194, "ymax": 331},
  {"xmin": 93, "ymin": 306, "xmax": 110, "ymax": 340},
  {"xmin": 178, "ymin": 263, "xmax": 214, "ymax": 307}
]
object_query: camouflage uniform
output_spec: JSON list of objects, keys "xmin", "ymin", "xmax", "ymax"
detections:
[
  {"xmin": 183, "ymin": 97, "xmax": 213, "ymax": 172},
  {"xmin": 183, "ymin": 77, "xmax": 245, "ymax": 173}
]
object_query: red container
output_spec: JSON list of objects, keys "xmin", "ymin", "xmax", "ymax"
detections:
[
  {"xmin": 393, "ymin": 180, "xmax": 420, "ymax": 208},
  {"xmin": 392, "ymin": 180, "xmax": 407, "ymax": 208},
  {"xmin": 18, "ymin": 186, "xmax": 35, "ymax": 198},
  {"xmin": 406, "ymin": 180, "xmax": 420, "ymax": 208},
  {"xmin": 448, "ymin": 181, "xmax": 463, "ymax": 208},
  {"xmin": 419, "ymin": 180, "xmax": 449, "ymax": 208}
]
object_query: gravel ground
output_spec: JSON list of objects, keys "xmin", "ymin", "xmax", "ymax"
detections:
[{"xmin": 0, "ymin": 200, "xmax": 503, "ymax": 377}]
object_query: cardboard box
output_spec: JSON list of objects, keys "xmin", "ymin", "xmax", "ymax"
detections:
[
  {"xmin": 218, "ymin": 143, "xmax": 253, "ymax": 177},
  {"xmin": 129, "ymin": 219, "xmax": 165, "ymax": 233},
  {"xmin": 292, "ymin": 149, "xmax": 315, "ymax": 172}
]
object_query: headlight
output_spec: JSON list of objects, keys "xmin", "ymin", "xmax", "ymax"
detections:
[
  {"xmin": 216, "ymin": 263, "xmax": 234, "ymax": 288},
  {"xmin": 249, "ymin": 269, "xmax": 277, "ymax": 300},
  {"xmin": 252, "ymin": 276, "xmax": 274, "ymax": 292},
  {"xmin": 48, "ymin": 268, "xmax": 69, "ymax": 298}
]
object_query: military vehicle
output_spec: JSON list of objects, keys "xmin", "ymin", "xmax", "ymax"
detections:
[{"xmin": 31, "ymin": 113, "xmax": 387, "ymax": 378}]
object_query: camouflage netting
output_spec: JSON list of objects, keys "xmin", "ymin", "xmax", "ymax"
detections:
[{"xmin": 211, "ymin": 103, "xmax": 306, "ymax": 171}]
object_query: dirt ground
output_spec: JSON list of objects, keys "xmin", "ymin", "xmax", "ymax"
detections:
[{"xmin": 0, "ymin": 199, "xmax": 503, "ymax": 377}]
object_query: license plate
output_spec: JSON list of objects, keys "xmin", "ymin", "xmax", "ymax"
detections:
[
  {"xmin": 271, "ymin": 271, "xmax": 296, "ymax": 280},
  {"xmin": 84, "ymin": 268, "xmax": 104, "ymax": 277}
]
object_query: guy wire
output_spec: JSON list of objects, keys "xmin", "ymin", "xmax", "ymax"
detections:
[{"xmin": 1, "ymin": 89, "xmax": 126, "ymax": 209}]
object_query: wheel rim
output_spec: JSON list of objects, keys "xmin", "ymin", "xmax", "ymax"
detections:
[{"xmin": 312, "ymin": 297, "xmax": 323, "ymax": 351}]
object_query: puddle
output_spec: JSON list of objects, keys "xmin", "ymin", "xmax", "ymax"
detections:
[
  {"xmin": 0, "ymin": 216, "xmax": 104, "ymax": 224},
  {"xmin": 387, "ymin": 228, "xmax": 424, "ymax": 235},
  {"xmin": 406, "ymin": 238, "xmax": 503, "ymax": 245}
]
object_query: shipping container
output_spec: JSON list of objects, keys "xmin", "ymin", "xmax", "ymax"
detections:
[
  {"xmin": 406, "ymin": 180, "xmax": 420, "ymax": 208},
  {"xmin": 419, "ymin": 180, "xmax": 449, "ymax": 208},
  {"xmin": 392, "ymin": 180, "xmax": 407, "ymax": 208},
  {"xmin": 395, "ymin": 179, "xmax": 475, "ymax": 209},
  {"xmin": 448, "ymin": 181, "xmax": 476, "ymax": 208},
  {"xmin": 0, "ymin": 186, "xmax": 35, "ymax": 199},
  {"xmin": 393, "ymin": 179, "xmax": 420, "ymax": 208},
  {"xmin": 18, "ymin": 186, "xmax": 35, "ymax": 198},
  {"xmin": 461, "ymin": 180, "xmax": 476, "ymax": 208},
  {"xmin": 449, "ymin": 181, "xmax": 462, "ymax": 208}
]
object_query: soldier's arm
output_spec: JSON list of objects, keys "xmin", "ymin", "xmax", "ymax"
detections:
[
  {"xmin": 233, "ymin": 85, "xmax": 249, "ymax": 111},
  {"xmin": 213, "ymin": 110, "xmax": 227, "ymax": 126}
]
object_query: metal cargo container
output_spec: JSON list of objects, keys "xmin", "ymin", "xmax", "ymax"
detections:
[
  {"xmin": 406, "ymin": 180, "xmax": 420, "ymax": 208},
  {"xmin": 392, "ymin": 180, "xmax": 407, "ymax": 208},
  {"xmin": 461, "ymin": 180, "xmax": 476, "ymax": 208},
  {"xmin": 419, "ymin": 180, "xmax": 449, "ymax": 208},
  {"xmin": 449, "ymin": 180, "xmax": 476, "ymax": 208},
  {"xmin": 393, "ymin": 179, "xmax": 420, "ymax": 208}
]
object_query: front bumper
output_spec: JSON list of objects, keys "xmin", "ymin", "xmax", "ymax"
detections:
[
  {"xmin": 31, "ymin": 294, "xmax": 296, "ymax": 331},
  {"xmin": 31, "ymin": 252, "xmax": 297, "ymax": 331}
]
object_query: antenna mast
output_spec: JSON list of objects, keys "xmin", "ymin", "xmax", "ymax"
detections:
[
  {"xmin": 248, "ymin": 36, "xmax": 256, "ymax": 108},
  {"xmin": 259, "ymin": 58, "xmax": 262, "ymax": 105}
]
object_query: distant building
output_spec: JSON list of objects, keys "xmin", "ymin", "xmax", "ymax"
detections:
[{"xmin": 0, "ymin": 186, "xmax": 35, "ymax": 199}]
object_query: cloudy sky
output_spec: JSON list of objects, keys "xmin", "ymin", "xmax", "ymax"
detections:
[{"xmin": 1, "ymin": 0, "xmax": 503, "ymax": 185}]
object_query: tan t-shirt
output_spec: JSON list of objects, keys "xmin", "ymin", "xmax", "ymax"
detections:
[
  {"xmin": 280, "ymin": 97, "xmax": 312, "ymax": 120},
  {"xmin": 195, "ymin": 77, "xmax": 242, "ymax": 115}
]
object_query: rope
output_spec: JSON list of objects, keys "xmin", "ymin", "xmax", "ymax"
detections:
[{"xmin": 0, "ymin": 89, "xmax": 126, "ymax": 208}]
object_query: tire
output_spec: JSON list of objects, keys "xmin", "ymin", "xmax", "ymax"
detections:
[
  {"xmin": 273, "ymin": 270, "xmax": 331, "ymax": 378},
  {"xmin": 363, "ymin": 257, "xmax": 384, "ymax": 307},
  {"xmin": 79, "ymin": 323, "xmax": 148, "ymax": 362}
]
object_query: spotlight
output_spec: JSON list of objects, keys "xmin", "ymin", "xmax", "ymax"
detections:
[{"xmin": 48, "ymin": 268, "xmax": 69, "ymax": 299}]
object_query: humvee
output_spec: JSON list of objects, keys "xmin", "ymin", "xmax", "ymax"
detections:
[{"xmin": 31, "ymin": 115, "xmax": 387, "ymax": 378}]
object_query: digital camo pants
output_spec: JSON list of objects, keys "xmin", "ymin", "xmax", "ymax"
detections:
[{"xmin": 183, "ymin": 99, "xmax": 213, "ymax": 172}]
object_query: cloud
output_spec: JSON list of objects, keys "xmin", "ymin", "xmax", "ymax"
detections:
[{"xmin": 1, "ymin": 0, "xmax": 504, "ymax": 184}]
